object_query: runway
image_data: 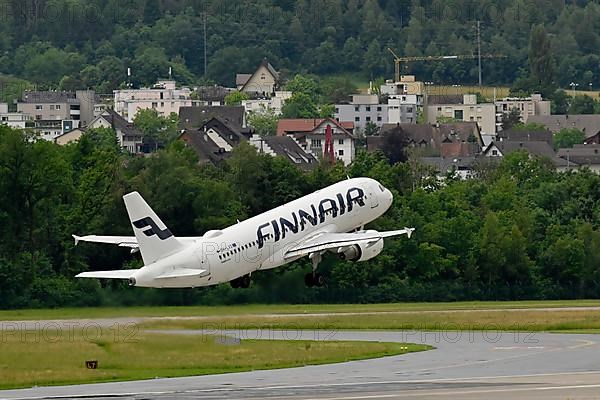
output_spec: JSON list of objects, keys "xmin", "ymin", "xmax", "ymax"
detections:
[{"xmin": 2, "ymin": 321, "xmax": 600, "ymax": 399}]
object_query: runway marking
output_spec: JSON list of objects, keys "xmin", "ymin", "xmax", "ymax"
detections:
[{"xmin": 297, "ymin": 383, "xmax": 600, "ymax": 399}]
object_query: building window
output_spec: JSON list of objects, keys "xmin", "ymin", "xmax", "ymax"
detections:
[
  {"xmin": 355, "ymin": 116, "xmax": 360, "ymax": 121},
  {"xmin": 454, "ymin": 110, "xmax": 464, "ymax": 120},
  {"xmin": 354, "ymin": 106, "xmax": 359, "ymax": 112},
  {"xmin": 311, "ymin": 139, "xmax": 322, "ymax": 147},
  {"xmin": 335, "ymin": 107, "xmax": 339, "ymax": 113},
  {"xmin": 437, "ymin": 107, "xmax": 442, "ymax": 111},
  {"xmin": 377, "ymin": 116, "xmax": 382, "ymax": 121},
  {"xmin": 35, "ymin": 105, "xmax": 42, "ymax": 110},
  {"xmin": 407, "ymin": 107, "xmax": 413, "ymax": 113},
  {"xmin": 338, "ymin": 139, "xmax": 344, "ymax": 145},
  {"xmin": 469, "ymin": 116, "xmax": 474, "ymax": 121},
  {"xmin": 50, "ymin": 105, "xmax": 55, "ymax": 110},
  {"xmin": 492, "ymin": 149, "xmax": 498, "ymax": 156},
  {"xmin": 366, "ymin": 106, "xmax": 371, "ymax": 112},
  {"xmin": 338, "ymin": 149, "xmax": 344, "ymax": 156},
  {"xmin": 56, "ymin": 105, "xmax": 60, "ymax": 110},
  {"xmin": 35, "ymin": 114, "xmax": 42, "ymax": 120},
  {"xmin": 152, "ymin": 102, "xmax": 158, "ymax": 108},
  {"xmin": 366, "ymin": 116, "xmax": 371, "ymax": 121},
  {"xmin": 377, "ymin": 106, "xmax": 382, "ymax": 111},
  {"xmin": 160, "ymin": 102, "xmax": 164, "ymax": 107},
  {"xmin": 160, "ymin": 92, "xmax": 164, "ymax": 100},
  {"xmin": 402, "ymin": 96, "xmax": 406, "ymax": 101}
]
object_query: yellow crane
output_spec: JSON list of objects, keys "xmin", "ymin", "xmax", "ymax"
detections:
[{"xmin": 387, "ymin": 48, "xmax": 506, "ymax": 84}]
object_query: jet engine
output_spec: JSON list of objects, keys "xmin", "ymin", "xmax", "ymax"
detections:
[{"xmin": 337, "ymin": 238, "xmax": 384, "ymax": 262}]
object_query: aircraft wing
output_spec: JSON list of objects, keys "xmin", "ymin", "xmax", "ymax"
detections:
[
  {"xmin": 284, "ymin": 228, "xmax": 415, "ymax": 259},
  {"xmin": 76, "ymin": 269, "xmax": 140, "ymax": 279},
  {"xmin": 73, "ymin": 235, "xmax": 138, "ymax": 248}
]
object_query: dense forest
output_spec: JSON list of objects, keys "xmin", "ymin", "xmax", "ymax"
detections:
[
  {"xmin": 2, "ymin": 124, "xmax": 600, "ymax": 308},
  {"xmin": 0, "ymin": 0, "xmax": 598, "ymax": 94}
]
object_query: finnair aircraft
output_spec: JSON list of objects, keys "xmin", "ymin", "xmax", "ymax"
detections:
[{"xmin": 74, "ymin": 178, "xmax": 414, "ymax": 288}]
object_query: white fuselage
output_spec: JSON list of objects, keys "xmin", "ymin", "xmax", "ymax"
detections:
[{"xmin": 132, "ymin": 178, "xmax": 393, "ymax": 288}]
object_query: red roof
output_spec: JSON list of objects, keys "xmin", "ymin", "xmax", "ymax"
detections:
[{"xmin": 277, "ymin": 118, "xmax": 354, "ymax": 136}]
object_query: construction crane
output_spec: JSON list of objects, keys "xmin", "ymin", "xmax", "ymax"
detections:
[{"xmin": 387, "ymin": 48, "xmax": 506, "ymax": 84}]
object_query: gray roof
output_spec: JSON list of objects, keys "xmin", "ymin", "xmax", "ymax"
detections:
[
  {"xmin": 527, "ymin": 115, "xmax": 600, "ymax": 138},
  {"xmin": 557, "ymin": 144, "xmax": 600, "ymax": 165},
  {"xmin": 235, "ymin": 74, "xmax": 252, "ymax": 87},
  {"xmin": 419, "ymin": 156, "xmax": 476, "ymax": 172},
  {"xmin": 21, "ymin": 91, "xmax": 76, "ymax": 103},
  {"xmin": 262, "ymin": 136, "xmax": 317, "ymax": 169},
  {"xmin": 380, "ymin": 122, "xmax": 482, "ymax": 147},
  {"xmin": 92, "ymin": 109, "xmax": 143, "ymax": 137},
  {"xmin": 427, "ymin": 94, "xmax": 464, "ymax": 105},
  {"xmin": 485, "ymin": 140, "xmax": 569, "ymax": 166},
  {"xmin": 497, "ymin": 128, "xmax": 553, "ymax": 145},
  {"xmin": 179, "ymin": 106, "xmax": 244, "ymax": 130},
  {"xmin": 195, "ymin": 86, "xmax": 233, "ymax": 102}
]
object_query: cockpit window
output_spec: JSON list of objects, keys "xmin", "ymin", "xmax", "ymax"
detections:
[{"xmin": 378, "ymin": 184, "xmax": 385, "ymax": 192}]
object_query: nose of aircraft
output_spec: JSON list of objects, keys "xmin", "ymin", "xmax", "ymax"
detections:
[{"xmin": 384, "ymin": 187, "xmax": 393, "ymax": 207}]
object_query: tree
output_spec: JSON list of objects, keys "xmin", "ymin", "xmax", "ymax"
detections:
[
  {"xmin": 553, "ymin": 128, "xmax": 585, "ymax": 150},
  {"xmin": 549, "ymin": 90, "xmax": 571, "ymax": 114},
  {"xmin": 224, "ymin": 91, "xmax": 250, "ymax": 106},
  {"xmin": 281, "ymin": 92, "xmax": 319, "ymax": 118},
  {"xmin": 569, "ymin": 95, "xmax": 597, "ymax": 114},
  {"xmin": 501, "ymin": 107, "xmax": 522, "ymax": 130},
  {"xmin": 319, "ymin": 77, "xmax": 357, "ymax": 104},
  {"xmin": 286, "ymin": 74, "xmax": 320, "ymax": 101},
  {"xmin": 528, "ymin": 24, "xmax": 555, "ymax": 96},
  {"xmin": 247, "ymin": 107, "xmax": 279, "ymax": 136},
  {"xmin": 381, "ymin": 126, "xmax": 410, "ymax": 164},
  {"xmin": 133, "ymin": 109, "xmax": 180, "ymax": 149}
]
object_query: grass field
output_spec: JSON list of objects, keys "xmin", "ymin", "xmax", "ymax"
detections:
[
  {"xmin": 0, "ymin": 328, "xmax": 429, "ymax": 390},
  {"xmin": 137, "ymin": 307, "xmax": 600, "ymax": 332},
  {"xmin": 3, "ymin": 300, "xmax": 600, "ymax": 321}
]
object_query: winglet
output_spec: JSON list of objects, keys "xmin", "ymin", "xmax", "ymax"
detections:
[
  {"xmin": 405, "ymin": 228, "xmax": 415, "ymax": 239},
  {"xmin": 72, "ymin": 234, "xmax": 81, "ymax": 246}
]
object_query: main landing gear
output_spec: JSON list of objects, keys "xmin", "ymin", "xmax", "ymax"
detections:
[
  {"xmin": 230, "ymin": 274, "xmax": 251, "ymax": 289},
  {"xmin": 305, "ymin": 252, "xmax": 325, "ymax": 287}
]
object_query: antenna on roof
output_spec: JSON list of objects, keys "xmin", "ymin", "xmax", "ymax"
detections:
[
  {"xmin": 169, "ymin": 66, "xmax": 172, "ymax": 79},
  {"xmin": 127, "ymin": 68, "xmax": 132, "ymax": 88}
]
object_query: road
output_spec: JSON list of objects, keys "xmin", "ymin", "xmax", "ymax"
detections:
[{"xmin": 2, "ymin": 319, "xmax": 600, "ymax": 399}]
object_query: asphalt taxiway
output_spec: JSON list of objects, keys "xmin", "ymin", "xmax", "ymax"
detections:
[{"xmin": 2, "ymin": 320, "xmax": 600, "ymax": 399}]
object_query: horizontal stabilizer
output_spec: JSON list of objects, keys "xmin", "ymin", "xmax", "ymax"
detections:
[
  {"xmin": 76, "ymin": 269, "xmax": 139, "ymax": 279},
  {"xmin": 155, "ymin": 268, "xmax": 208, "ymax": 280},
  {"xmin": 73, "ymin": 234, "xmax": 138, "ymax": 248}
]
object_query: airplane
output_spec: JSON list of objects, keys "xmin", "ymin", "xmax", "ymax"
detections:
[{"xmin": 74, "ymin": 177, "xmax": 415, "ymax": 288}]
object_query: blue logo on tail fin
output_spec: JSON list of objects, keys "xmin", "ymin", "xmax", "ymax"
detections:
[{"xmin": 132, "ymin": 217, "xmax": 173, "ymax": 240}]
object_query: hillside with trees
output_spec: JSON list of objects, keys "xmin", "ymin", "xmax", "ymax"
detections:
[{"xmin": 0, "ymin": 0, "xmax": 598, "ymax": 94}]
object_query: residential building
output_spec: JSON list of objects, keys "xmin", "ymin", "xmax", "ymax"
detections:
[
  {"xmin": 334, "ymin": 95, "xmax": 388, "ymax": 129},
  {"xmin": 18, "ymin": 90, "xmax": 96, "ymax": 126},
  {"xmin": 495, "ymin": 94, "xmax": 551, "ymax": 130},
  {"xmin": 88, "ymin": 109, "xmax": 144, "ymax": 153},
  {"xmin": 370, "ymin": 122, "xmax": 483, "ymax": 158},
  {"xmin": 482, "ymin": 140, "xmax": 569, "ymax": 170},
  {"xmin": 114, "ymin": 79, "xmax": 197, "ymax": 122},
  {"xmin": 55, "ymin": 128, "xmax": 85, "ymax": 145},
  {"xmin": 425, "ymin": 94, "xmax": 496, "ymax": 137},
  {"xmin": 179, "ymin": 117, "xmax": 248, "ymax": 164},
  {"xmin": 193, "ymin": 85, "xmax": 233, "ymax": 106},
  {"xmin": 0, "ymin": 103, "xmax": 31, "ymax": 129},
  {"xmin": 277, "ymin": 118, "xmax": 355, "ymax": 165},
  {"xmin": 557, "ymin": 144, "xmax": 600, "ymax": 173},
  {"xmin": 419, "ymin": 156, "xmax": 477, "ymax": 179},
  {"xmin": 387, "ymin": 96, "xmax": 419, "ymax": 124},
  {"xmin": 236, "ymin": 58, "xmax": 279, "ymax": 97},
  {"xmin": 527, "ymin": 115, "xmax": 600, "ymax": 144},
  {"xmin": 380, "ymin": 75, "xmax": 425, "ymax": 96},
  {"xmin": 497, "ymin": 128, "xmax": 554, "ymax": 147},
  {"xmin": 242, "ymin": 91, "xmax": 292, "ymax": 115},
  {"xmin": 249, "ymin": 135, "xmax": 317, "ymax": 169},
  {"xmin": 179, "ymin": 106, "xmax": 246, "ymax": 131}
]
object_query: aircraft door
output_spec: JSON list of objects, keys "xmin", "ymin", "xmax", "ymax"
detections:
[{"xmin": 369, "ymin": 186, "xmax": 379, "ymax": 209}]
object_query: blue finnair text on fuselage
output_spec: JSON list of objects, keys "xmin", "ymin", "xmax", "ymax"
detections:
[{"xmin": 256, "ymin": 186, "xmax": 365, "ymax": 249}]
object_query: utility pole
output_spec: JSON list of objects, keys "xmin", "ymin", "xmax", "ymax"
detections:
[
  {"xmin": 203, "ymin": 12, "xmax": 207, "ymax": 78},
  {"xmin": 477, "ymin": 20, "xmax": 482, "ymax": 87}
]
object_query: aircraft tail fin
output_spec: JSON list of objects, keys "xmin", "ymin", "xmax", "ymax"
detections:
[{"xmin": 123, "ymin": 192, "xmax": 184, "ymax": 265}]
